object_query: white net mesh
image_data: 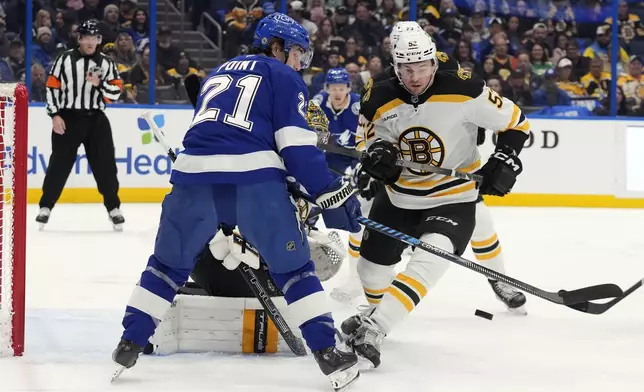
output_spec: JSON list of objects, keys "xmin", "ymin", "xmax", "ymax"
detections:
[{"xmin": 0, "ymin": 83, "xmax": 18, "ymax": 356}]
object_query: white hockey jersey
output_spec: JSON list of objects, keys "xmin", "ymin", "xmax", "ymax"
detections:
[{"xmin": 359, "ymin": 70, "xmax": 530, "ymax": 210}]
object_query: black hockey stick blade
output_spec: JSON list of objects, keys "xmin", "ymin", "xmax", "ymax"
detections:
[
  {"xmin": 184, "ymin": 74, "xmax": 201, "ymax": 108},
  {"xmin": 237, "ymin": 265, "xmax": 308, "ymax": 356},
  {"xmin": 564, "ymin": 278, "xmax": 644, "ymax": 315},
  {"xmin": 557, "ymin": 283, "xmax": 624, "ymax": 305}
]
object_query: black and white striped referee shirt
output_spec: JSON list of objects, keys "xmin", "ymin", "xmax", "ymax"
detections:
[{"xmin": 45, "ymin": 48, "xmax": 123, "ymax": 116}]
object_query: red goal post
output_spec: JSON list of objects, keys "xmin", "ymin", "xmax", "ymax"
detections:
[{"xmin": 0, "ymin": 83, "xmax": 28, "ymax": 356}]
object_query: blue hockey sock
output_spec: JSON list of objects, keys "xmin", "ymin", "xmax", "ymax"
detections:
[
  {"xmin": 271, "ymin": 261, "xmax": 336, "ymax": 351},
  {"xmin": 121, "ymin": 255, "xmax": 190, "ymax": 347}
]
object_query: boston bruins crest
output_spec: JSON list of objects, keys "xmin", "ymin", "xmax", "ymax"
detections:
[{"xmin": 398, "ymin": 127, "xmax": 444, "ymax": 175}]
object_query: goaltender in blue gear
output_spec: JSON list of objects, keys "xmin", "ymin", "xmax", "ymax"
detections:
[{"xmin": 113, "ymin": 12, "xmax": 363, "ymax": 390}]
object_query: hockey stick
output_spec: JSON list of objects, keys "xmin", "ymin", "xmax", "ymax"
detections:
[
  {"xmin": 140, "ymin": 111, "xmax": 308, "ymax": 356},
  {"xmin": 319, "ymin": 139, "xmax": 484, "ymax": 183},
  {"xmin": 355, "ymin": 215, "xmax": 626, "ymax": 310},
  {"xmin": 564, "ymin": 277, "xmax": 644, "ymax": 315}
]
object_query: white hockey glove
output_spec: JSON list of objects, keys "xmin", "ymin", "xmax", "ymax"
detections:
[{"xmin": 208, "ymin": 228, "xmax": 261, "ymax": 271}]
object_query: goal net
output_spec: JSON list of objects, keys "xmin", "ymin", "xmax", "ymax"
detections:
[{"xmin": 0, "ymin": 83, "xmax": 28, "ymax": 356}]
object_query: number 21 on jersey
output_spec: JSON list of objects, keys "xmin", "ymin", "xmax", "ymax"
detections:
[{"xmin": 190, "ymin": 74, "xmax": 262, "ymax": 131}]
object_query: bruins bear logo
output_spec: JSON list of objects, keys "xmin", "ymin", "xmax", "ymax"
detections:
[{"xmin": 398, "ymin": 127, "xmax": 445, "ymax": 176}]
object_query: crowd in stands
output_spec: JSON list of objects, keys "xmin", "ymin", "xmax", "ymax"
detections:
[{"xmin": 11, "ymin": 0, "xmax": 644, "ymax": 114}]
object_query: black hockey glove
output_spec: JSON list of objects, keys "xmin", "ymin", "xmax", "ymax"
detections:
[
  {"xmin": 360, "ymin": 140, "xmax": 403, "ymax": 185},
  {"xmin": 357, "ymin": 169, "xmax": 384, "ymax": 201},
  {"xmin": 477, "ymin": 145, "xmax": 523, "ymax": 196},
  {"xmin": 476, "ymin": 127, "xmax": 486, "ymax": 146}
]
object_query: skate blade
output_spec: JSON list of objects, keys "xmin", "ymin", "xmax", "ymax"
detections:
[
  {"xmin": 112, "ymin": 223, "xmax": 124, "ymax": 232},
  {"xmin": 329, "ymin": 363, "xmax": 360, "ymax": 391},
  {"xmin": 110, "ymin": 365, "xmax": 126, "ymax": 382},
  {"xmin": 356, "ymin": 355, "xmax": 376, "ymax": 371},
  {"xmin": 38, "ymin": 223, "xmax": 45, "ymax": 231}
]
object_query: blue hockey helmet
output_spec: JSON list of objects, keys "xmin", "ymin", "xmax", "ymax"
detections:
[
  {"xmin": 253, "ymin": 13, "xmax": 313, "ymax": 69},
  {"xmin": 325, "ymin": 68, "xmax": 350, "ymax": 86}
]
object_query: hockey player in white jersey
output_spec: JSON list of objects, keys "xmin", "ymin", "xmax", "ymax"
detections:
[{"xmin": 341, "ymin": 29, "xmax": 531, "ymax": 369}]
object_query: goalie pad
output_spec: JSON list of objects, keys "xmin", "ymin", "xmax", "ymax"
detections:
[{"xmin": 147, "ymin": 294, "xmax": 303, "ymax": 355}]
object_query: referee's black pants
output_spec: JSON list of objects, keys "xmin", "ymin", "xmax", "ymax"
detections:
[{"xmin": 39, "ymin": 110, "xmax": 121, "ymax": 211}]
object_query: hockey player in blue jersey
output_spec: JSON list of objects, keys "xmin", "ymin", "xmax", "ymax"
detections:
[
  {"xmin": 112, "ymin": 13, "xmax": 362, "ymax": 390},
  {"xmin": 312, "ymin": 68, "xmax": 381, "ymax": 303}
]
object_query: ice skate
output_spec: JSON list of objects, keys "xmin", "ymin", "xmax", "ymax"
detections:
[
  {"xmin": 489, "ymin": 279, "xmax": 527, "ymax": 315},
  {"xmin": 108, "ymin": 208, "xmax": 125, "ymax": 231},
  {"xmin": 111, "ymin": 339, "xmax": 143, "ymax": 382},
  {"xmin": 313, "ymin": 346, "xmax": 360, "ymax": 391},
  {"xmin": 340, "ymin": 312, "xmax": 385, "ymax": 370},
  {"xmin": 35, "ymin": 207, "xmax": 50, "ymax": 230}
]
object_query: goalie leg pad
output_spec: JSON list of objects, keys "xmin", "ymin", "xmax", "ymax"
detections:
[{"xmin": 122, "ymin": 183, "xmax": 221, "ymax": 347}]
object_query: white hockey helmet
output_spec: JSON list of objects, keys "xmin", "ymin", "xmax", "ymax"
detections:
[
  {"xmin": 392, "ymin": 30, "xmax": 438, "ymax": 94},
  {"xmin": 389, "ymin": 21, "xmax": 423, "ymax": 46}
]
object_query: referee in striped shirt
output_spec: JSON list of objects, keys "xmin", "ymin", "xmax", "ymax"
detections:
[{"xmin": 36, "ymin": 19, "xmax": 126, "ymax": 230}]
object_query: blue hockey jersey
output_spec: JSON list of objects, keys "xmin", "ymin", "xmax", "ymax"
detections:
[
  {"xmin": 171, "ymin": 55, "xmax": 334, "ymax": 197},
  {"xmin": 311, "ymin": 91, "xmax": 361, "ymax": 174}
]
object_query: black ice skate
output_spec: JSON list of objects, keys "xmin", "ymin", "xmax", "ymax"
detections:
[
  {"xmin": 489, "ymin": 279, "xmax": 527, "ymax": 315},
  {"xmin": 340, "ymin": 313, "xmax": 385, "ymax": 370},
  {"xmin": 108, "ymin": 208, "xmax": 125, "ymax": 231},
  {"xmin": 111, "ymin": 339, "xmax": 143, "ymax": 382},
  {"xmin": 35, "ymin": 207, "xmax": 50, "ymax": 230},
  {"xmin": 313, "ymin": 346, "xmax": 360, "ymax": 391}
]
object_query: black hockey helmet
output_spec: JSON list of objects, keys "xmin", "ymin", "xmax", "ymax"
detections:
[{"xmin": 77, "ymin": 19, "xmax": 101, "ymax": 37}]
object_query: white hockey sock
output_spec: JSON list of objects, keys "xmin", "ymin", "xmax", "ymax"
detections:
[
  {"xmin": 370, "ymin": 234, "xmax": 452, "ymax": 334},
  {"xmin": 356, "ymin": 256, "xmax": 396, "ymax": 306},
  {"xmin": 470, "ymin": 202, "xmax": 506, "ymax": 274}
]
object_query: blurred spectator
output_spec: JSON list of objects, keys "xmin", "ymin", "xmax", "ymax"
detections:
[
  {"xmin": 486, "ymin": 75, "xmax": 504, "ymax": 95},
  {"xmin": 99, "ymin": 5, "xmax": 122, "ymax": 44},
  {"xmin": 157, "ymin": 27, "xmax": 181, "ymax": 71},
  {"xmin": 576, "ymin": 0, "xmax": 606, "ymax": 38},
  {"xmin": 342, "ymin": 2, "xmax": 386, "ymax": 50},
  {"xmin": 618, "ymin": 55, "xmax": 644, "ymax": 110},
  {"xmin": 33, "ymin": 10, "xmax": 58, "ymax": 49},
  {"xmin": 593, "ymin": 85, "xmax": 629, "ymax": 115},
  {"xmin": 546, "ymin": 0, "xmax": 577, "ymax": 37},
  {"xmin": 0, "ymin": 16, "xmax": 9, "ymax": 58},
  {"xmin": 167, "ymin": 51, "xmax": 206, "ymax": 83},
  {"xmin": 114, "ymin": 31, "xmax": 137, "ymax": 78},
  {"xmin": 310, "ymin": 50, "xmax": 342, "ymax": 94},
  {"xmin": 583, "ymin": 24, "xmax": 629, "ymax": 75},
  {"xmin": 33, "ymin": 27, "xmax": 54, "ymax": 71},
  {"xmin": 533, "ymin": 68, "xmax": 572, "ymax": 106},
  {"xmin": 66, "ymin": 0, "xmax": 84, "ymax": 12},
  {"xmin": 555, "ymin": 58, "xmax": 586, "ymax": 98},
  {"xmin": 468, "ymin": 10, "xmax": 488, "ymax": 44},
  {"xmin": 550, "ymin": 33, "xmax": 568, "ymax": 66},
  {"xmin": 345, "ymin": 61, "xmax": 364, "ymax": 93},
  {"xmin": 479, "ymin": 18, "xmax": 506, "ymax": 60},
  {"xmin": 378, "ymin": 35, "xmax": 392, "ymax": 68},
  {"xmin": 333, "ymin": 6, "xmax": 352, "ymax": 37},
  {"xmin": 343, "ymin": 35, "xmax": 367, "ymax": 68},
  {"xmin": 491, "ymin": 34, "xmax": 517, "ymax": 80},
  {"xmin": 604, "ymin": 0, "xmax": 644, "ymax": 48},
  {"xmin": 289, "ymin": 1, "xmax": 318, "ymax": 36},
  {"xmin": 102, "ymin": 43, "xmax": 131, "ymax": 81},
  {"xmin": 7, "ymin": 39, "xmax": 25, "ymax": 81},
  {"xmin": 506, "ymin": 15, "xmax": 523, "ymax": 49},
  {"xmin": 5, "ymin": 0, "xmax": 27, "ymax": 39},
  {"xmin": 31, "ymin": 63, "xmax": 47, "ymax": 102},
  {"xmin": 225, "ymin": 0, "xmax": 265, "ymax": 58},
  {"xmin": 128, "ymin": 44, "xmax": 170, "ymax": 103},
  {"xmin": 312, "ymin": 17, "xmax": 344, "ymax": 69},
  {"xmin": 529, "ymin": 42, "xmax": 553, "ymax": 77},
  {"xmin": 566, "ymin": 39, "xmax": 589, "ymax": 81},
  {"xmin": 127, "ymin": 8, "xmax": 149, "ymax": 46},
  {"xmin": 375, "ymin": 0, "xmax": 399, "ymax": 27},
  {"xmin": 360, "ymin": 54, "xmax": 382, "ymax": 84},
  {"xmin": 77, "ymin": 0, "xmax": 104, "ymax": 22},
  {"xmin": 438, "ymin": 8, "xmax": 462, "ymax": 52},
  {"xmin": 119, "ymin": 0, "xmax": 138, "ymax": 26},
  {"xmin": 481, "ymin": 56, "xmax": 496, "ymax": 80},
  {"xmin": 505, "ymin": 70, "xmax": 533, "ymax": 106},
  {"xmin": 523, "ymin": 22, "xmax": 552, "ymax": 60},
  {"xmin": 0, "ymin": 52, "xmax": 12, "ymax": 81},
  {"xmin": 453, "ymin": 39, "xmax": 482, "ymax": 76},
  {"xmin": 581, "ymin": 56, "xmax": 611, "ymax": 97}
]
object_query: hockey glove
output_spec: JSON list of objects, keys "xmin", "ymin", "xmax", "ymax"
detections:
[
  {"xmin": 306, "ymin": 99, "xmax": 330, "ymax": 145},
  {"xmin": 477, "ymin": 145, "xmax": 523, "ymax": 196},
  {"xmin": 316, "ymin": 177, "xmax": 362, "ymax": 233},
  {"xmin": 209, "ymin": 229, "xmax": 261, "ymax": 271},
  {"xmin": 360, "ymin": 140, "xmax": 403, "ymax": 185}
]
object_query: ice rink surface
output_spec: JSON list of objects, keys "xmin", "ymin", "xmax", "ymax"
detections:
[{"xmin": 3, "ymin": 204, "xmax": 644, "ymax": 392}]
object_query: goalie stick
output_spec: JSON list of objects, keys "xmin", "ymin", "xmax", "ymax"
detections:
[{"xmin": 140, "ymin": 111, "xmax": 307, "ymax": 357}]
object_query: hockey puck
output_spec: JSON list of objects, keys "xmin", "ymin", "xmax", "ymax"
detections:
[{"xmin": 475, "ymin": 309, "xmax": 494, "ymax": 320}]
